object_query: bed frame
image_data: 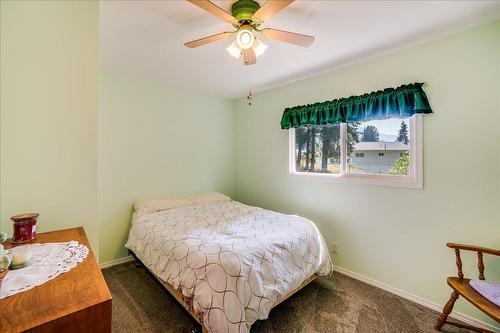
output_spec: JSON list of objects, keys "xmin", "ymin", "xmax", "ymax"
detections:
[{"xmin": 129, "ymin": 250, "xmax": 319, "ymax": 333}]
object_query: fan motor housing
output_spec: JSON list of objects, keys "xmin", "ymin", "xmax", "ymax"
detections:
[{"xmin": 231, "ymin": 0, "xmax": 261, "ymax": 22}]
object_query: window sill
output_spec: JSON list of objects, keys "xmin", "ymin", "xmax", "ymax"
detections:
[{"xmin": 289, "ymin": 171, "xmax": 423, "ymax": 189}]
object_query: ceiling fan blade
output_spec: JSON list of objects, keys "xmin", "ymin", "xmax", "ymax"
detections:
[
  {"xmin": 260, "ymin": 28, "xmax": 314, "ymax": 47},
  {"xmin": 184, "ymin": 32, "xmax": 233, "ymax": 48},
  {"xmin": 187, "ymin": 0, "xmax": 237, "ymax": 23},
  {"xmin": 252, "ymin": 0, "xmax": 294, "ymax": 23},
  {"xmin": 243, "ymin": 48, "xmax": 256, "ymax": 65}
]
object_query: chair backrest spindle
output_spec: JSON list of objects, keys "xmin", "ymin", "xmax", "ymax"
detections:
[
  {"xmin": 477, "ymin": 252, "xmax": 485, "ymax": 280},
  {"xmin": 454, "ymin": 249, "xmax": 464, "ymax": 279}
]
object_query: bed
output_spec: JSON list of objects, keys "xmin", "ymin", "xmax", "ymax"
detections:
[{"xmin": 126, "ymin": 193, "xmax": 333, "ymax": 333}]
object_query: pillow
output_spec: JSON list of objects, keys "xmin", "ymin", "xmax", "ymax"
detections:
[
  {"xmin": 189, "ymin": 192, "xmax": 231, "ymax": 204},
  {"xmin": 134, "ymin": 198, "xmax": 193, "ymax": 217}
]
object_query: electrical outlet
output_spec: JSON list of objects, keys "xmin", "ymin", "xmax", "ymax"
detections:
[{"xmin": 329, "ymin": 242, "xmax": 338, "ymax": 254}]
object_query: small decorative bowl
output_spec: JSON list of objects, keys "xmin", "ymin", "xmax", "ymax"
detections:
[{"xmin": 8, "ymin": 247, "xmax": 32, "ymax": 270}]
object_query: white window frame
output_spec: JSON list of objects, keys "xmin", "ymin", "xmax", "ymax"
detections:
[{"xmin": 288, "ymin": 115, "xmax": 423, "ymax": 189}]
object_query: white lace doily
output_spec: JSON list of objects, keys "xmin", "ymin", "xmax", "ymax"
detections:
[{"xmin": 0, "ymin": 241, "xmax": 89, "ymax": 299}]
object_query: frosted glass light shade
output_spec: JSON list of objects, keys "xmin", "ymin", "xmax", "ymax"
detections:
[
  {"xmin": 253, "ymin": 38, "xmax": 268, "ymax": 57},
  {"xmin": 226, "ymin": 41, "xmax": 241, "ymax": 58}
]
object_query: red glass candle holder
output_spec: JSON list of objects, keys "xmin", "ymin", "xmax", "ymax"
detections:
[{"xmin": 11, "ymin": 213, "xmax": 39, "ymax": 244}]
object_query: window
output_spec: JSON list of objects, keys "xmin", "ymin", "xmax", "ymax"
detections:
[{"xmin": 289, "ymin": 115, "xmax": 423, "ymax": 188}]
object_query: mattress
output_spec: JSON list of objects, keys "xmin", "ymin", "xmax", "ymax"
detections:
[{"xmin": 126, "ymin": 200, "xmax": 333, "ymax": 333}]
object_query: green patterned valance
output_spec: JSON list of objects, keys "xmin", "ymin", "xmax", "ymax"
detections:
[{"xmin": 281, "ymin": 83, "xmax": 432, "ymax": 129}]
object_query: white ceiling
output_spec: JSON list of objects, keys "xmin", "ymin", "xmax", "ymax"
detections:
[{"xmin": 100, "ymin": 0, "xmax": 500, "ymax": 99}]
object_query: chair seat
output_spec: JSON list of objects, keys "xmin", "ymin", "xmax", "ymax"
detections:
[{"xmin": 447, "ymin": 277, "xmax": 500, "ymax": 322}]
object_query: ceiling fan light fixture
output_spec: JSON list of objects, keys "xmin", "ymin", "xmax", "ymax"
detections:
[
  {"xmin": 253, "ymin": 38, "xmax": 268, "ymax": 57},
  {"xmin": 236, "ymin": 26, "xmax": 255, "ymax": 49},
  {"xmin": 185, "ymin": 0, "xmax": 314, "ymax": 66},
  {"xmin": 226, "ymin": 41, "xmax": 241, "ymax": 59}
]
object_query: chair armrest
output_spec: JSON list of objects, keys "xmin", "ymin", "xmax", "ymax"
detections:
[{"xmin": 447, "ymin": 243, "xmax": 500, "ymax": 256}]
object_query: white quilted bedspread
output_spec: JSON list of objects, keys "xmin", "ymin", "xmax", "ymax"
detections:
[{"xmin": 126, "ymin": 200, "xmax": 333, "ymax": 333}]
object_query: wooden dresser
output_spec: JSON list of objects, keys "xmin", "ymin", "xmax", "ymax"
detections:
[{"xmin": 0, "ymin": 227, "xmax": 112, "ymax": 333}]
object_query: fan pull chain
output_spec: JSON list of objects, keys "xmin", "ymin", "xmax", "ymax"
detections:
[
  {"xmin": 246, "ymin": 90, "xmax": 253, "ymax": 106},
  {"xmin": 247, "ymin": 69, "xmax": 253, "ymax": 106}
]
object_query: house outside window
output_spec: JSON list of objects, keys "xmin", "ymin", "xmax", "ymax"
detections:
[{"xmin": 350, "ymin": 142, "xmax": 408, "ymax": 174}]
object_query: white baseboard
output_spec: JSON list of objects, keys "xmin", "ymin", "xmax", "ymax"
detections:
[
  {"xmin": 333, "ymin": 265, "xmax": 499, "ymax": 333},
  {"xmin": 99, "ymin": 255, "xmax": 134, "ymax": 269}
]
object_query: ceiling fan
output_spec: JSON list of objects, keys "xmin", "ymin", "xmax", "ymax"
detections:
[{"xmin": 185, "ymin": 0, "xmax": 314, "ymax": 65}]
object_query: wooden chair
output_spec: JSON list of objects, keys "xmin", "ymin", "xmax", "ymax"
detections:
[{"xmin": 435, "ymin": 243, "xmax": 500, "ymax": 332}]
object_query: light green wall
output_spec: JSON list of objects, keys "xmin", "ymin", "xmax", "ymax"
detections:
[
  {"xmin": 233, "ymin": 21, "xmax": 500, "ymax": 326},
  {"xmin": 0, "ymin": 1, "xmax": 234, "ymax": 264},
  {"xmin": 98, "ymin": 71, "xmax": 234, "ymax": 262},
  {"xmin": 0, "ymin": 1, "xmax": 100, "ymax": 254}
]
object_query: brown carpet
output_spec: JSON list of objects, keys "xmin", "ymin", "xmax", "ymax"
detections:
[{"xmin": 102, "ymin": 262, "xmax": 470, "ymax": 333}]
